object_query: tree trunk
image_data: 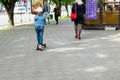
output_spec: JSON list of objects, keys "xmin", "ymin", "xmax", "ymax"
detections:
[
  {"xmin": 8, "ymin": 11, "xmax": 14, "ymax": 26},
  {"xmin": 65, "ymin": 3, "xmax": 69, "ymax": 16},
  {"xmin": 6, "ymin": 4, "xmax": 15, "ymax": 27},
  {"xmin": 58, "ymin": 0, "xmax": 61, "ymax": 8},
  {"xmin": 2, "ymin": 0, "xmax": 16, "ymax": 27}
]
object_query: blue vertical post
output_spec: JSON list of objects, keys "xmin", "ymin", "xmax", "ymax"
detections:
[{"xmin": 86, "ymin": 0, "xmax": 98, "ymax": 20}]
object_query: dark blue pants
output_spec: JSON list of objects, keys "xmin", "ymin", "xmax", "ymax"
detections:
[{"xmin": 35, "ymin": 29, "xmax": 44, "ymax": 45}]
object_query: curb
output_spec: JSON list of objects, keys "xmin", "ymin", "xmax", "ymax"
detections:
[{"xmin": 0, "ymin": 22, "xmax": 34, "ymax": 30}]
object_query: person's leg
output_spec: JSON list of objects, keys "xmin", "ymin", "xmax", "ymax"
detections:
[
  {"xmin": 36, "ymin": 29, "xmax": 41, "ymax": 50},
  {"xmin": 55, "ymin": 15, "xmax": 57, "ymax": 24},
  {"xmin": 43, "ymin": 12, "xmax": 48, "ymax": 24},
  {"xmin": 55, "ymin": 15, "xmax": 58, "ymax": 24},
  {"xmin": 47, "ymin": 13, "xmax": 50, "ymax": 24},
  {"xmin": 56, "ymin": 16, "xmax": 58, "ymax": 24},
  {"xmin": 37, "ymin": 29, "xmax": 44, "ymax": 50},
  {"xmin": 74, "ymin": 22, "xmax": 77, "ymax": 38},
  {"xmin": 39, "ymin": 29, "xmax": 44, "ymax": 45},
  {"xmin": 35, "ymin": 29, "xmax": 39, "ymax": 45},
  {"xmin": 77, "ymin": 24, "xmax": 82, "ymax": 39},
  {"xmin": 47, "ymin": 17, "xmax": 50, "ymax": 24}
]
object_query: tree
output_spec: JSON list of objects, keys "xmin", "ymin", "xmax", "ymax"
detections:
[
  {"xmin": 63, "ymin": 0, "xmax": 74, "ymax": 16},
  {"xmin": 51, "ymin": 0, "xmax": 74, "ymax": 16},
  {"xmin": 0, "ymin": 0, "xmax": 18, "ymax": 26}
]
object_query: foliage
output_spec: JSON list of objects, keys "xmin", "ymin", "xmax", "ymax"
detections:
[
  {"xmin": 63, "ymin": 0, "xmax": 74, "ymax": 5},
  {"xmin": 98, "ymin": 0, "xmax": 105, "ymax": 3},
  {"xmin": 32, "ymin": 1, "xmax": 42, "ymax": 8},
  {"xmin": 51, "ymin": 0, "xmax": 74, "ymax": 6}
]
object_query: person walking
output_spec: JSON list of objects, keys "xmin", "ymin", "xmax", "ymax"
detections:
[
  {"xmin": 71, "ymin": 0, "xmax": 85, "ymax": 39},
  {"xmin": 53, "ymin": 4, "xmax": 60, "ymax": 24},
  {"xmin": 34, "ymin": 7, "xmax": 46, "ymax": 51},
  {"xmin": 43, "ymin": 1, "xmax": 51, "ymax": 24}
]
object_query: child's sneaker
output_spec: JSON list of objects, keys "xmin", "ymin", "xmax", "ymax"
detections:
[
  {"xmin": 38, "ymin": 45, "xmax": 44, "ymax": 51},
  {"xmin": 36, "ymin": 45, "xmax": 43, "ymax": 51}
]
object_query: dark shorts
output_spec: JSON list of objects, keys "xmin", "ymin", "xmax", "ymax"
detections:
[{"xmin": 74, "ymin": 16, "xmax": 84, "ymax": 25}]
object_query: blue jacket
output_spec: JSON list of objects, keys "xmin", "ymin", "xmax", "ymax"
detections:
[{"xmin": 34, "ymin": 15, "xmax": 46, "ymax": 30}]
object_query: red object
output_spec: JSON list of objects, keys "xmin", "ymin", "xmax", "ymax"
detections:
[
  {"xmin": 70, "ymin": 13, "xmax": 77, "ymax": 20},
  {"xmin": 75, "ymin": 35, "xmax": 77, "ymax": 38},
  {"xmin": 70, "ymin": 3, "xmax": 77, "ymax": 20},
  {"xmin": 77, "ymin": 35, "xmax": 81, "ymax": 39}
]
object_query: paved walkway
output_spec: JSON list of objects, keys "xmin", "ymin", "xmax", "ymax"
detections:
[{"xmin": 0, "ymin": 19, "xmax": 120, "ymax": 80}]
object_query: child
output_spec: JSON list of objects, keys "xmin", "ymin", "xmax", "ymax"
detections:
[{"xmin": 34, "ymin": 7, "xmax": 46, "ymax": 51}]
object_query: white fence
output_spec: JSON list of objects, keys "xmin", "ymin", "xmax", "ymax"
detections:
[{"xmin": 0, "ymin": 13, "xmax": 35, "ymax": 27}]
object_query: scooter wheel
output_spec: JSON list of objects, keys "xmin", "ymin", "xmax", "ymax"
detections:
[{"xmin": 42, "ymin": 43, "xmax": 46, "ymax": 48}]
